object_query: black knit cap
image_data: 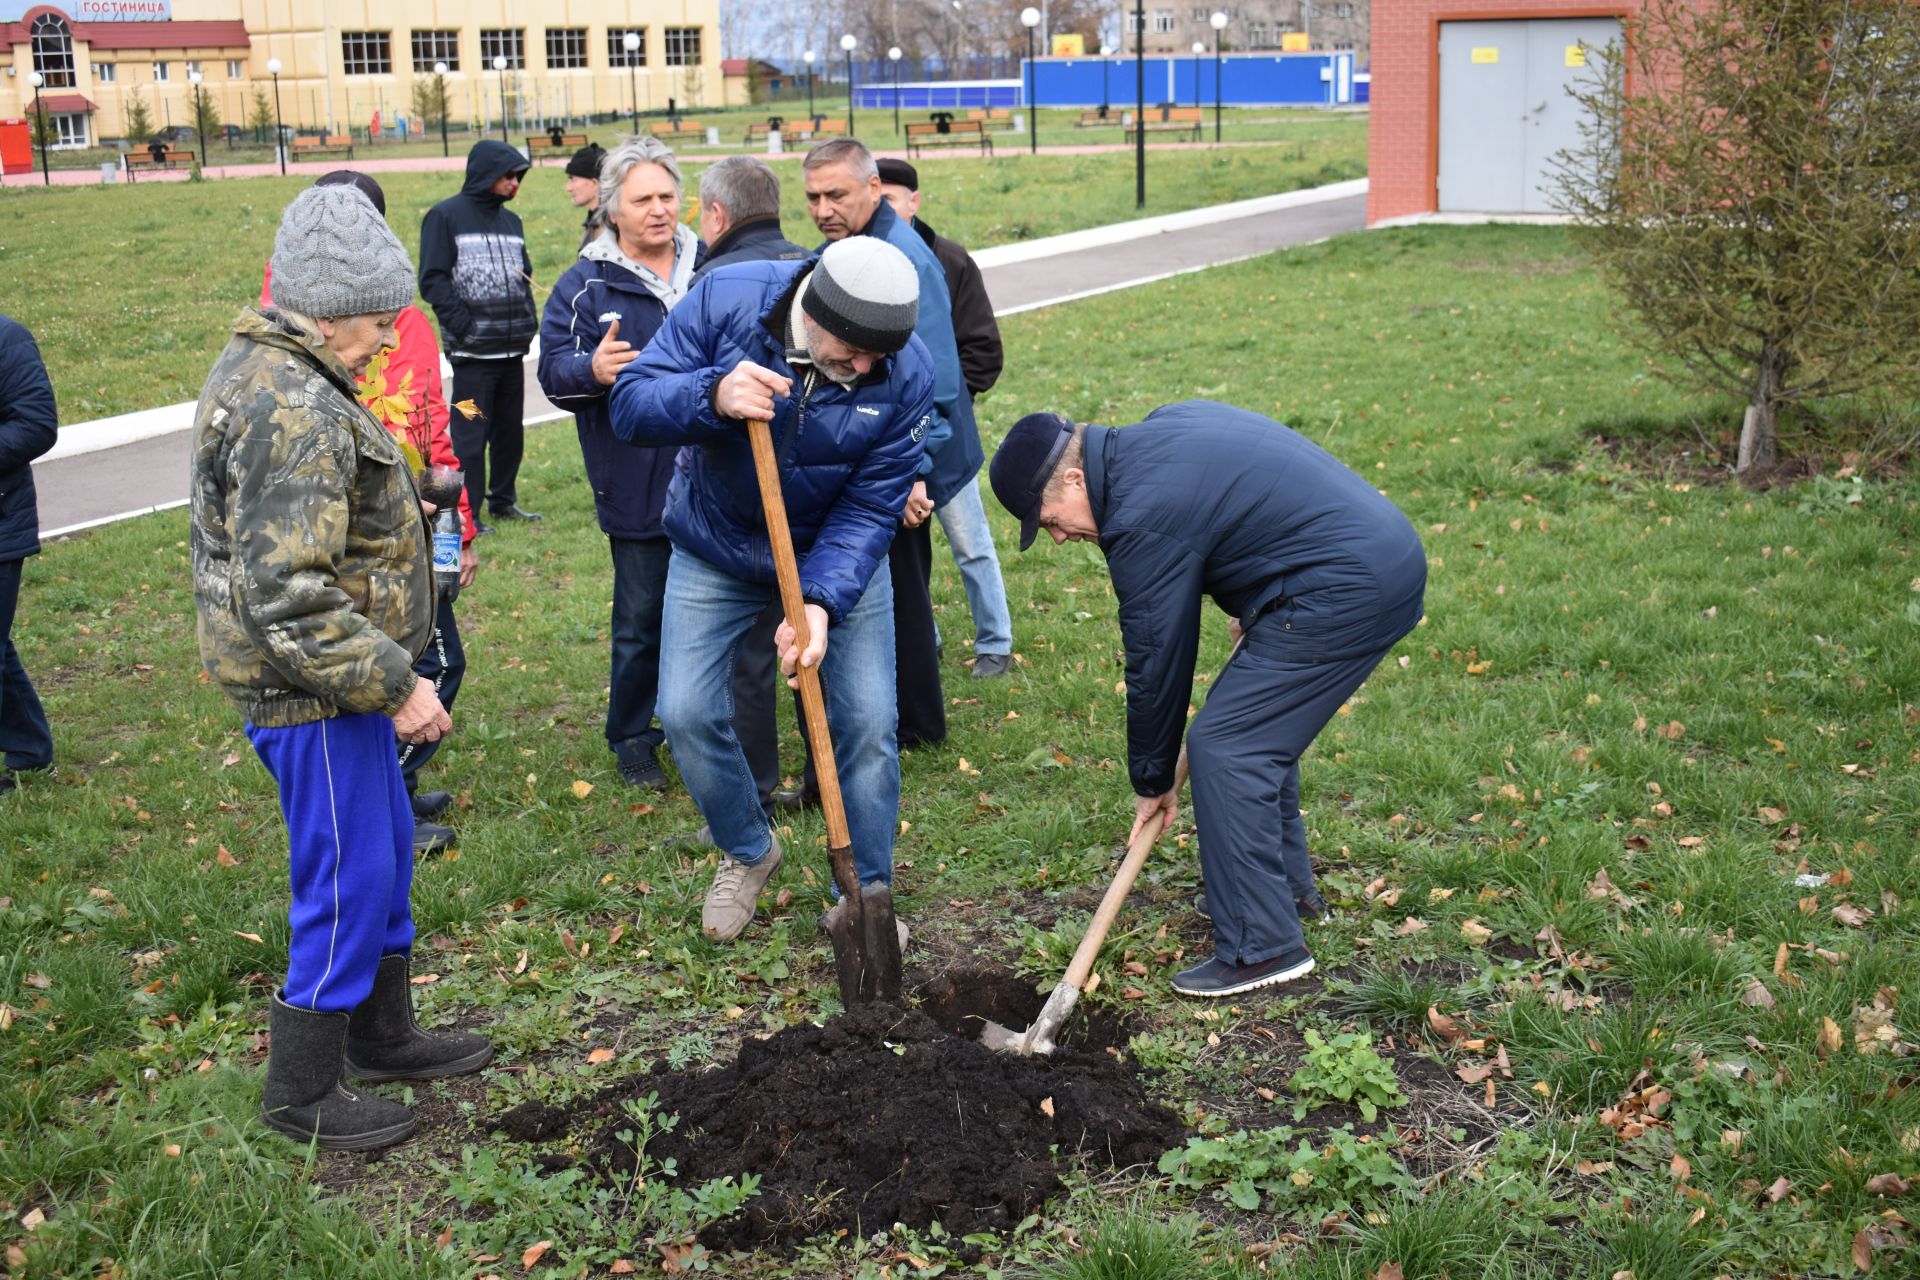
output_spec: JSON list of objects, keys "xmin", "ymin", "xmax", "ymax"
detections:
[
  {"xmin": 804, "ymin": 237, "xmax": 919, "ymax": 355},
  {"xmin": 565, "ymin": 143, "xmax": 607, "ymax": 179},
  {"xmin": 875, "ymin": 157, "xmax": 919, "ymax": 191},
  {"xmin": 989, "ymin": 412, "xmax": 1076, "ymax": 550}
]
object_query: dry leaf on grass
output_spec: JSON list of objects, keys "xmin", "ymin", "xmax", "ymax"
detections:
[
  {"xmin": 1865, "ymin": 1172, "xmax": 1910, "ymax": 1197},
  {"xmin": 520, "ymin": 1240, "xmax": 553, "ymax": 1268},
  {"xmin": 570, "ymin": 779, "xmax": 593, "ymax": 799},
  {"xmin": 1740, "ymin": 979, "xmax": 1775, "ymax": 1010},
  {"xmin": 1460, "ymin": 918, "xmax": 1493, "ymax": 946},
  {"xmin": 587, "ymin": 1048, "xmax": 615, "ymax": 1065}
]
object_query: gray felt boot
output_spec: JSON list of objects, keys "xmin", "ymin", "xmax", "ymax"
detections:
[
  {"xmin": 343, "ymin": 954, "xmax": 494, "ymax": 1083},
  {"xmin": 260, "ymin": 993, "xmax": 417, "ymax": 1151}
]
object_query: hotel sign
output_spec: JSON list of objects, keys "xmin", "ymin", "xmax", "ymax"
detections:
[{"xmin": 0, "ymin": 1, "xmax": 173, "ymax": 18}]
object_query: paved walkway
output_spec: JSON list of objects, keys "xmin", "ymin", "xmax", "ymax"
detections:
[{"xmin": 30, "ymin": 178, "xmax": 1366, "ymax": 536}]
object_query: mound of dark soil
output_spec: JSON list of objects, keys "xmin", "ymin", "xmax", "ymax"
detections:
[{"xmin": 569, "ymin": 972, "xmax": 1184, "ymax": 1251}]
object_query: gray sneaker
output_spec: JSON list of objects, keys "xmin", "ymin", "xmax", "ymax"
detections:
[
  {"xmin": 702, "ymin": 836, "xmax": 784, "ymax": 942},
  {"xmin": 971, "ymin": 653, "xmax": 1013, "ymax": 678}
]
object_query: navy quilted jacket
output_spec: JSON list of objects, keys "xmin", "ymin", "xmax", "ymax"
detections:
[
  {"xmin": 606, "ymin": 257, "xmax": 933, "ymax": 624},
  {"xmin": 0, "ymin": 316, "xmax": 57, "ymax": 562}
]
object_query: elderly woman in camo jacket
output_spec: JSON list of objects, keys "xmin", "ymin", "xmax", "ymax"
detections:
[{"xmin": 190, "ymin": 184, "xmax": 493, "ymax": 1151}]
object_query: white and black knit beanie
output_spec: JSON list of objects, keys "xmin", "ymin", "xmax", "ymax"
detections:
[
  {"xmin": 804, "ymin": 237, "xmax": 919, "ymax": 354},
  {"xmin": 269, "ymin": 185, "xmax": 415, "ymax": 318}
]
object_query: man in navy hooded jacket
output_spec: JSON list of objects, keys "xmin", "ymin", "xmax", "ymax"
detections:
[
  {"xmin": 990, "ymin": 403, "xmax": 1427, "ymax": 998},
  {"xmin": 608, "ymin": 237, "xmax": 933, "ymax": 945},
  {"xmin": 418, "ymin": 140, "xmax": 541, "ymax": 529},
  {"xmin": 0, "ymin": 314, "xmax": 57, "ymax": 797}
]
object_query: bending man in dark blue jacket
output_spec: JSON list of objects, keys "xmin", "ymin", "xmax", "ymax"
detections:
[
  {"xmin": 990, "ymin": 404, "xmax": 1427, "ymax": 997},
  {"xmin": 609, "ymin": 237, "xmax": 933, "ymax": 944},
  {"xmin": 537, "ymin": 138, "xmax": 703, "ymax": 791},
  {"xmin": 0, "ymin": 314, "xmax": 58, "ymax": 798}
]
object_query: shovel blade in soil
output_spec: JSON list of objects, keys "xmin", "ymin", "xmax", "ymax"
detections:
[
  {"xmin": 824, "ymin": 883, "xmax": 903, "ymax": 1005},
  {"xmin": 980, "ymin": 979, "xmax": 1080, "ymax": 1056}
]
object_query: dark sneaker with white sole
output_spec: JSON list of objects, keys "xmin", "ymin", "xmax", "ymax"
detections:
[{"xmin": 1171, "ymin": 948, "xmax": 1316, "ymax": 998}]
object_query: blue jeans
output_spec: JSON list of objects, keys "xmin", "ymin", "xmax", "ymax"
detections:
[
  {"xmin": 933, "ymin": 477, "xmax": 1013, "ymax": 656},
  {"xmin": 608, "ymin": 535, "xmax": 672, "ymax": 765},
  {"xmin": 657, "ymin": 548, "xmax": 899, "ymax": 885}
]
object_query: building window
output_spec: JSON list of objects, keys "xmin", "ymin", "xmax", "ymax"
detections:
[
  {"xmin": 411, "ymin": 30, "xmax": 460, "ymax": 72},
  {"xmin": 341, "ymin": 32, "xmax": 393, "ymax": 76},
  {"xmin": 545, "ymin": 28, "xmax": 588, "ymax": 69},
  {"xmin": 664, "ymin": 27, "xmax": 701, "ymax": 66},
  {"xmin": 31, "ymin": 14, "xmax": 77, "ymax": 88},
  {"xmin": 1125, "ymin": 12, "xmax": 1141, "ymax": 33},
  {"xmin": 226, "ymin": 59, "xmax": 243, "ymax": 78},
  {"xmin": 1154, "ymin": 9, "xmax": 1175, "ymax": 34},
  {"xmin": 1191, "ymin": 7, "xmax": 1209, "ymax": 19},
  {"xmin": 1331, "ymin": 3, "xmax": 1355, "ymax": 16},
  {"xmin": 49, "ymin": 112, "xmax": 88, "ymax": 149},
  {"xmin": 153, "ymin": 61, "xmax": 170, "ymax": 82},
  {"xmin": 480, "ymin": 29, "xmax": 525, "ymax": 70},
  {"xmin": 608, "ymin": 28, "xmax": 647, "ymax": 66},
  {"xmin": 1247, "ymin": 22, "xmax": 1268, "ymax": 46},
  {"xmin": 186, "ymin": 60, "xmax": 202, "ymax": 77},
  {"xmin": 94, "ymin": 62, "xmax": 118, "ymax": 83}
]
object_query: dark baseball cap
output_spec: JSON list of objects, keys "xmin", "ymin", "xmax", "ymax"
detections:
[
  {"xmin": 989, "ymin": 412, "xmax": 1076, "ymax": 550},
  {"xmin": 875, "ymin": 157, "xmax": 919, "ymax": 191}
]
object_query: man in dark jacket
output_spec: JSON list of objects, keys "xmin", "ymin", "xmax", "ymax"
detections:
[
  {"xmin": 538, "ymin": 138, "xmax": 702, "ymax": 791},
  {"xmin": 418, "ymin": 140, "xmax": 541, "ymax": 529},
  {"xmin": 877, "ymin": 157, "xmax": 1014, "ymax": 680},
  {"xmin": 608, "ymin": 237, "xmax": 933, "ymax": 945},
  {"xmin": 0, "ymin": 314, "xmax": 58, "ymax": 798},
  {"xmin": 696, "ymin": 155, "xmax": 810, "ymax": 275},
  {"xmin": 990, "ymin": 404, "xmax": 1427, "ymax": 998}
]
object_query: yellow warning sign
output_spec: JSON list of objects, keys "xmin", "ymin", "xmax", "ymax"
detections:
[
  {"xmin": 1471, "ymin": 46, "xmax": 1500, "ymax": 64},
  {"xmin": 1051, "ymin": 33, "xmax": 1085, "ymax": 57},
  {"xmin": 1565, "ymin": 44, "xmax": 1587, "ymax": 66},
  {"xmin": 1280, "ymin": 32, "xmax": 1310, "ymax": 52}
]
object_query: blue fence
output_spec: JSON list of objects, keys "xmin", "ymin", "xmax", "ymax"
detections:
[
  {"xmin": 853, "ymin": 79, "xmax": 1023, "ymax": 110},
  {"xmin": 1024, "ymin": 51, "xmax": 1355, "ymax": 108}
]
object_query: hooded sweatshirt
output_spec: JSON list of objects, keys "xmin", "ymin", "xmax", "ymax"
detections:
[{"xmin": 418, "ymin": 140, "xmax": 538, "ymax": 360}]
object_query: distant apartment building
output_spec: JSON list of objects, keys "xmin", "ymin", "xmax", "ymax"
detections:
[{"xmin": 1123, "ymin": 2, "xmax": 1368, "ymax": 61}]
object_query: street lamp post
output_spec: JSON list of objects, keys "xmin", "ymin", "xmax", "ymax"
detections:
[
  {"xmin": 267, "ymin": 58, "xmax": 286, "ymax": 175},
  {"xmin": 840, "ymin": 34, "xmax": 857, "ymax": 136},
  {"xmin": 803, "ymin": 49, "xmax": 816, "ymax": 124},
  {"xmin": 622, "ymin": 32, "xmax": 640, "ymax": 133},
  {"xmin": 1020, "ymin": 7, "xmax": 1040, "ymax": 156},
  {"xmin": 434, "ymin": 60, "xmax": 450, "ymax": 157},
  {"xmin": 1133, "ymin": 0, "xmax": 1145, "ymax": 208},
  {"xmin": 1099, "ymin": 43, "xmax": 1112, "ymax": 117},
  {"xmin": 27, "ymin": 71, "xmax": 47, "ymax": 186},
  {"xmin": 888, "ymin": 46, "xmax": 902, "ymax": 134},
  {"xmin": 492, "ymin": 54, "xmax": 508, "ymax": 142},
  {"xmin": 1190, "ymin": 43, "xmax": 1204, "ymax": 111},
  {"xmin": 1210, "ymin": 12, "xmax": 1227, "ymax": 143},
  {"xmin": 188, "ymin": 69, "xmax": 208, "ymax": 168}
]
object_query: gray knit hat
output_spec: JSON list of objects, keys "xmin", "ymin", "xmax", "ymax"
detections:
[
  {"xmin": 269, "ymin": 185, "xmax": 415, "ymax": 318},
  {"xmin": 805, "ymin": 236, "xmax": 919, "ymax": 354}
]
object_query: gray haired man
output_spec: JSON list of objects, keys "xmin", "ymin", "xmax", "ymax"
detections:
[{"xmin": 696, "ymin": 155, "xmax": 810, "ymax": 275}]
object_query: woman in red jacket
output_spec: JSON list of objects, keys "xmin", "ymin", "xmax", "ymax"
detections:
[{"xmin": 262, "ymin": 171, "xmax": 478, "ymax": 854}]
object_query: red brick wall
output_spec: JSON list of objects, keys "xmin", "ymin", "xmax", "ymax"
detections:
[{"xmin": 1367, "ymin": 1, "xmax": 1643, "ymax": 223}]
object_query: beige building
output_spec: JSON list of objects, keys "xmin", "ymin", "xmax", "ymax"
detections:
[{"xmin": 1, "ymin": 0, "xmax": 721, "ymax": 148}]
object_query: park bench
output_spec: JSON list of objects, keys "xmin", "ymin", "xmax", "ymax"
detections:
[
  {"xmin": 292, "ymin": 133, "xmax": 355, "ymax": 159},
  {"xmin": 526, "ymin": 131, "xmax": 589, "ymax": 162},
  {"xmin": 122, "ymin": 146, "xmax": 195, "ymax": 179},
  {"xmin": 1123, "ymin": 106, "xmax": 1203, "ymax": 143},
  {"xmin": 746, "ymin": 116, "xmax": 846, "ymax": 143},
  {"xmin": 905, "ymin": 118, "xmax": 994, "ymax": 158},
  {"xmin": 1076, "ymin": 108, "xmax": 1118, "ymax": 127},
  {"xmin": 648, "ymin": 119, "xmax": 707, "ymax": 144},
  {"xmin": 965, "ymin": 108, "xmax": 1016, "ymax": 130}
]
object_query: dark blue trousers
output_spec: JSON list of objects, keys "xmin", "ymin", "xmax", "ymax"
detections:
[
  {"xmin": 0, "ymin": 559, "xmax": 53, "ymax": 773},
  {"xmin": 396, "ymin": 595, "xmax": 465, "ymax": 793},
  {"xmin": 248, "ymin": 712, "xmax": 415, "ymax": 1014},
  {"xmin": 607, "ymin": 535, "xmax": 671, "ymax": 767},
  {"xmin": 1187, "ymin": 613, "xmax": 1412, "ymax": 965}
]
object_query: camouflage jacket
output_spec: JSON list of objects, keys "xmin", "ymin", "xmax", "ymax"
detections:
[{"xmin": 190, "ymin": 307, "xmax": 433, "ymax": 728}]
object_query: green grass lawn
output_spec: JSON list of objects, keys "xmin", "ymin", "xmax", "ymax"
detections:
[
  {"xmin": 0, "ymin": 129, "xmax": 1364, "ymax": 425},
  {"xmin": 4, "ymin": 224, "xmax": 1917, "ymax": 1279}
]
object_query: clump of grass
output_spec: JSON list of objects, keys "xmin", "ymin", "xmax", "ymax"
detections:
[
  {"xmin": 1033, "ymin": 1200, "xmax": 1243, "ymax": 1280},
  {"xmin": 1324, "ymin": 963, "xmax": 1457, "ymax": 1031}
]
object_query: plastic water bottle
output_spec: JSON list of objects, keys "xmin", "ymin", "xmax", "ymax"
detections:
[{"xmin": 431, "ymin": 506, "xmax": 462, "ymax": 604}]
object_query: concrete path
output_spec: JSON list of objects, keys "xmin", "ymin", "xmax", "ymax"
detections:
[{"xmin": 30, "ymin": 178, "xmax": 1366, "ymax": 537}]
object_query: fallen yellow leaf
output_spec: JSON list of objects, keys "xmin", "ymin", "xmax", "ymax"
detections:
[{"xmin": 571, "ymin": 779, "xmax": 594, "ymax": 799}]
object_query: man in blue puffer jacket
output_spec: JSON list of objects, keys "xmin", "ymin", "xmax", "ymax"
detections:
[
  {"xmin": 991, "ymin": 404, "xmax": 1427, "ymax": 999},
  {"xmin": 537, "ymin": 138, "xmax": 703, "ymax": 792},
  {"xmin": 0, "ymin": 314, "xmax": 58, "ymax": 798},
  {"xmin": 608, "ymin": 237, "xmax": 933, "ymax": 944}
]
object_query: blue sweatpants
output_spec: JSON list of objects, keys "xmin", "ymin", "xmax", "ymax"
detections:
[
  {"xmin": 1186, "ymin": 609, "xmax": 1417, "ymax": 966},
  {"xmin": 247, "ymin": 712, "xmax": 416, "ymax": 1014}
]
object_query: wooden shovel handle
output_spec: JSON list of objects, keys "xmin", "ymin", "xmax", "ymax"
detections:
[
  {"xmin": 1060, "ymin": 750, "xmax": 1192, "ymax": 992},
  {"xmin": 745, "ymin": 418, "xmax": 859, "ymax": 903}
]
